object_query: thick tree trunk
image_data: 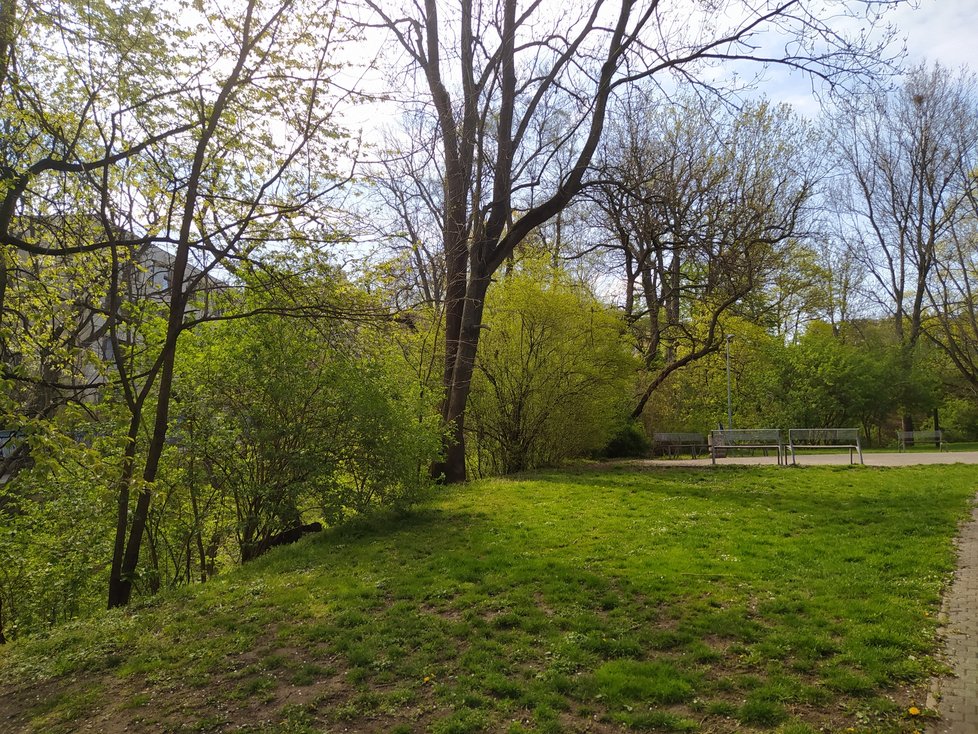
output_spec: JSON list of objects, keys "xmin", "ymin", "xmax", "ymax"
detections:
[
  {"xmin": 901, "ymin": 413, "xmax": 915, "ymax": 448},
  {"xmin": 434, "ymin": 273, "xmax": 491, "ymax": 483}
]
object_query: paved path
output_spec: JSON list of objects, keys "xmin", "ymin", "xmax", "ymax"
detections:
[
  {"xmin": 639, "ymin": 451, "xmax": 978, "ymax": 468},
  {"xmin": 929, "ymin": 502, "xmax": 978, "ymax": 734}
]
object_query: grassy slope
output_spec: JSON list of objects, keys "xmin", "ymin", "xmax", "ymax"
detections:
[{"xmin": 0, "ymin": 464, "xmax": 974, "ymax": 734}]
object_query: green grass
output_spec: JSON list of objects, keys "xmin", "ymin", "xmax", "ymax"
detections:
[
  {"xmin": 0, "ymin": 464, "xmax": 973, "ymax": 733},
  {"xmin": 937, "ymin": 441, "xmax": 977, "ymax": 452},
  {"xmin": 864, "ymin": 440, "xmax": 978, "ymax": 453}
]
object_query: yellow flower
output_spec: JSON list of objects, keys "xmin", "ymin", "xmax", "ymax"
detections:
[
  {"xmin": 423, "ymin": 676, "xmax": 430, "ymax": 683},
  {"xmin": 908, "ymin": 706, "xmax": 921, "ymax": 716}
]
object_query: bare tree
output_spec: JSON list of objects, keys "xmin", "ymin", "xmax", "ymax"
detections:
[
  {"xmin": 363, "ymin": 0, "xmax": 904, "ymax": 482},
  {"xmin": 590, "ymin": 95, "xmax": 816, "ymax": 419},
  {"xmin": 926, "ymin": 209, "xmax": 978, "ymax": 391},
  {"xmin": 832, "ymin": 62, "xmax": 978, "ymax": 428}
]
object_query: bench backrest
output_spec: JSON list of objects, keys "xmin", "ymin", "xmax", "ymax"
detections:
[
  {"xmin": 789, "ymin": 428, "xmax": 859, "ymax": 445},
  {"xmin": 653, "ymin": 432, "xmax": 706, "ymax": 443},
  {"xmin": 896, "ymin": 430, "xmax": 943, "ymax": 441},
  {"xmin": 711, "ymin": 429, "xmax": 781, "ymax": 445}
]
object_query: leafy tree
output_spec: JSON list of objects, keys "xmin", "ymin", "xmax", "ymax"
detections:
[
  {"xmin": 641, "ymin": 318, "xmax": 924, "ymax": 445},
  {"xmin": 780, "ymin": 322, "xmax": 900, "ymax": 432},
  {"xmin": 0, "ymin": 0, "xmax": 353, "ymax": 607},
  {"xmin": 467, "ymin": 261, "xmax": 634, "ymax": 475},
  {"xmin": 173, "ymin": 269, "xmax": 441, "ymax": 565},
  {"xmin": 364, "ymin": 0, "xmax": 900, "ymax": 480},
  {"xmin": 590, "ymin": 96, "xmax": 817, "ymax": 419},
  {"xmin": 0, "ymin": 400, "xmax": 122, "ymax": 639}
]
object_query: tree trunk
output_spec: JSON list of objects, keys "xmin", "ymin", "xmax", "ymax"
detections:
[
  {"xmin": 902, "ymin": 413, "xmax": 915, "ymax": 447},
  {"xmin": 107, "ymin": 419, "xmax": 140, "ymax": 608},
  {"xmin": 433, "ymin": 273, "xmax": 491, "ymax": 483}
]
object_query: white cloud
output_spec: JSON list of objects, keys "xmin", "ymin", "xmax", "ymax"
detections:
[{"xmin": 893, "ymin": 0, "xmax": 978, "ymax": 69}]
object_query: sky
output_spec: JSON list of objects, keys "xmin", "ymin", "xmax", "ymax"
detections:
[
  {"xmin": 341, "ymin": 0, "xmax": 978, "ymax": 136},
  {"xmin": 765, "ymin": 0, "xmax": 978, "ymax": 116},
  {"xmin": 894, "ymin": 0, "xmax": 977, "ymax": 68}
]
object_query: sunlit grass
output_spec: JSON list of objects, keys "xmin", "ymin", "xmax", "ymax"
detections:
[{"xmin": 0, "ymin": 464, "xmax": 973, "ymax": 733}]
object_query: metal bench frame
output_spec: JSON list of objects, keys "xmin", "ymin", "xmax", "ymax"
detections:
[
  {"xmin": 710, "ymin": 429, "xmax": 784, "ymax": 466},
  {"xmin": 788, "ymin": 428, "xmax": 863, "ymax": 465},
  {"xmin": 652, "ymin": 432, "xmax": 708, "ymax": 459},
  {"xmin": 896, "ymin": 430, "xmax": 946, "ymax": 452}
]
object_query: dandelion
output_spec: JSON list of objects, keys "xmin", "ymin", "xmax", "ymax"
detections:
[
  {"xmin": 423, "ymin": 676, "xmax": 431, "ymax": 683},
  {"xmin": 908, "ymin": 706, "xmax": 921, "ymax": 716}
]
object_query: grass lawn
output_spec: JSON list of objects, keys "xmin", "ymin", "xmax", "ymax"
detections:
[
  {"xmin": 0, "ymin": 464, "xmax": 974, "ymax": 733},
  {"xmin": 856, "ymin": 441, "xmax": 978, "ymax": 453}
]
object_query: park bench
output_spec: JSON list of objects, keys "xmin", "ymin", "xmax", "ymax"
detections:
[
  {"xmin": 896, "ymin": 430, "xmax": 946, "ymax": 451},
  {"xmin": 787, "ymin": 428, "xmax": 863, "ymax": 465},
  {"xmin": 710, "ymin": 429, "xmax": 785, "ymax": 466},
  {"xmin": 652, "ymin": 432, "xmax": 708, "ymax": 459}
]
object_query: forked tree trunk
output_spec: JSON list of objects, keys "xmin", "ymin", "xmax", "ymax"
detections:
[{"xmin": 433, "ymin": 273, "xmax": 491, "ymax": 483}]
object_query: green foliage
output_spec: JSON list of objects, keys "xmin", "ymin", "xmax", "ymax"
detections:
[
  {"xmin": 778, "ymin": 322, "xmax": 900, "ymax": 429},
  {"xmin": 644, "ymin": 317, "xmax": 947, "ymax": 444},
  {"xmin": 173, "ymin": 270, "xmax": 442, "ymax": 563},
  {"xmin": 0, "ymin": 401, "xmax": 121, "ymax": 638},
  {"xmin": 939, "ymin": 394, "xmax": 978, "ymax": 440},
  {"xmin": 467, "ymin": 262, "xmax": 635, "ymax": 475},
  {"xmin": 601, "ymin": 421, "xmax": 651, "ymax": 458}
]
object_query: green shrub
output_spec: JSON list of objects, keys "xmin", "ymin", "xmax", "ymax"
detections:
[{"xmin": 601, "ymin": 421, "xmax": 651, "ymax": 458}]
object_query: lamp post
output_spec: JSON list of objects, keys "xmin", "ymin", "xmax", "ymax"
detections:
[{"xmin": 725, "ymin": 334, "xmax": 734, "ymax": 430}]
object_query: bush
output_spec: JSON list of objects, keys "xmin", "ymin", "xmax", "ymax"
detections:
[
  {"xmin": 171, "ymin": 276, "xmax": 442, "ymax": 565},
  {"xmin": 466, "ymin": 263, "xmax": 635, "ymax": 475},
  {"xmin": 601, "ymin": 421, "xmax": 651, "ymax": 458}
]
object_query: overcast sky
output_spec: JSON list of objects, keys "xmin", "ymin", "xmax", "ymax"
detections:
[
  {"xmin": 895, "ymin": 0, "xmax": 977, "ymax": 68},
  {"xmin": 765, "ymin": 0, "xmax": 978, "ymax": 115}
]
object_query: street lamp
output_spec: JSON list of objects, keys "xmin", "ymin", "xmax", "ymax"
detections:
[{"xmin": 725, "ymin": 334, "xmax": 734, "ymax": 430}]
